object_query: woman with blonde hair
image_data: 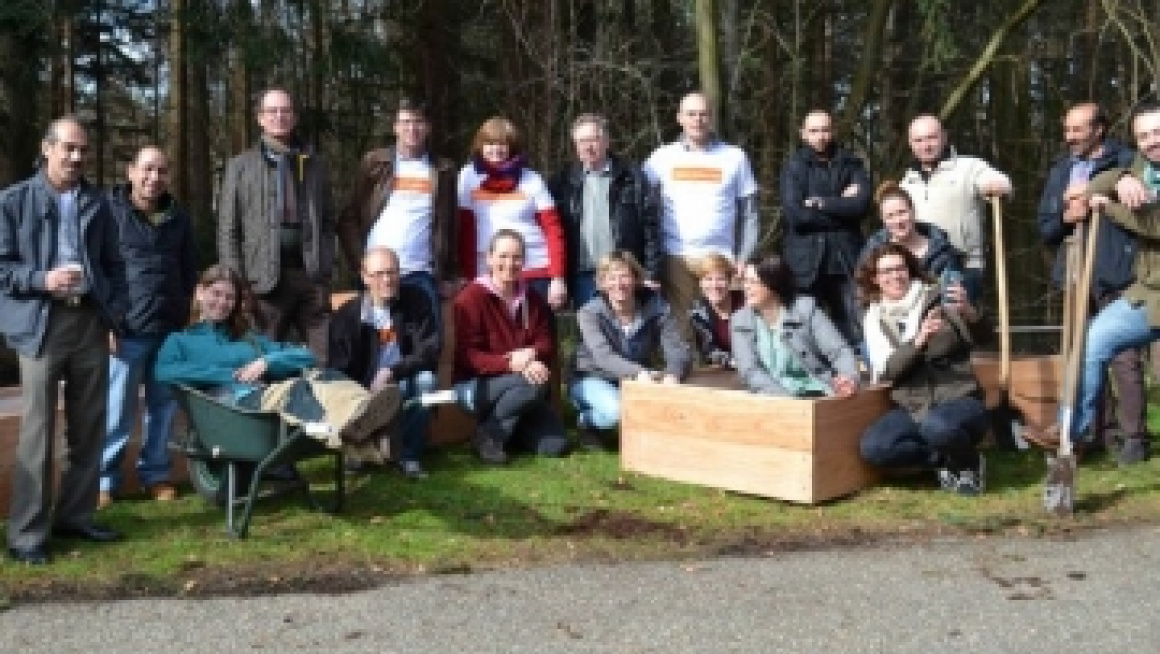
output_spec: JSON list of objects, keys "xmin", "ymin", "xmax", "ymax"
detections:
[
  {"xmin": 688, "ymin": 253, "xmax": 744, "ymax": 367},
  {"xmin": 570, "ymin": 250, "xmax": 691, "ymax": 449},
  {"xmin": 457, "ymin": 117, "xmax": 569, "ymax": 309}
]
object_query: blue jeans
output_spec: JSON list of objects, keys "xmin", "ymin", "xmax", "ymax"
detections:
[
  {"xmin": 397, "ymin": 370, "xmax": 438, "ymax": 462},
  {"xmin": 572, "ymin": 272, "xmax": 598, "ymax": 308},
  {"xmin": 569, "ymin": 376, "xmax": 621, "ymax": 430},
  {"xmin": 962, "ymin": 267, "xmax": 984, "ymax": 306},
  {"xmin": 1071, "ymin": 298, "xmax": 1160, "ymax": 438},
  {"xmin": 860, "ymin": 396, "xmax": 988, "ymax": 470},
  {"xmin": 101, "ymin": 335, "xmax": 177, "ymax": 492},
  {"xmin": 402, "ymin": 271, "xmax": 442, "ymax": 346}
]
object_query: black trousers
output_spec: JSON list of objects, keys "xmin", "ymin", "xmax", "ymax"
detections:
[{"xmin": 473, "ymin": 373, "xmax": 569, "ymax": 456}]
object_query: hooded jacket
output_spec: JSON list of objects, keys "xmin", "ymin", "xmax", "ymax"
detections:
[
  {"xmin": 856, "ymin": 221, "xmax": 962, "ymax": 279},
  {"xmin": 570, "ymin": 287, "xmax": 691, "ymax": 382}
]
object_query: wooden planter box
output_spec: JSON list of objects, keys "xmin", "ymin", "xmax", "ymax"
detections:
[
  {"xmin": 620, "ymin": 370, "xmax": 888, "ymax": 504},
  {"xmin": 972, "ymin": 354, "xmax": 1062, "ymax": 428}
]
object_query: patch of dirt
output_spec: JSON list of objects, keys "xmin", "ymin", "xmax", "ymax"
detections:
[{"xmin": 555, "ymin": 509, "xmax": 690, "ymax": 542}]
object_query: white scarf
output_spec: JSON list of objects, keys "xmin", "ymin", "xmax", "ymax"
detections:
[{"xmin": 864, "ymin": 281, "xmax": 930, "ymax": 381}]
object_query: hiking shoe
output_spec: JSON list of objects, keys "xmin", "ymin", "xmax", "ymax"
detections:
[
  {"xmin": 399, "ymin": 460, "xmax": 429, "ymax": 479},
  {"xmin": 936, "ymin": 468, "xmax": 959, "ymax": 492},
  {"xmin": 339, "ymin": 386, "xmax": 401, "ymax": 445},
  {"xmin": 1117, "ymin": 436, "xmax": 1152, "ymax": 466},
  {"xmin": 956, "ymin": 454, "xmax": 987, "ymax": 496},
  {"xmin": 473, "ymin": 430, "xmax": 509, "ymax": 465}
]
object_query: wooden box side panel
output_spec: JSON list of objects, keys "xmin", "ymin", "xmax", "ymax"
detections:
[
  {"xmin": 620, "ymin": 381, "xmax": 817, "ymax": 451},
  {"xmin": 811, "ymin": 388, "xmax": 889, "ymax": 501}
]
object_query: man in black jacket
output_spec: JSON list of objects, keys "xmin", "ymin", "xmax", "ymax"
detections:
[
  {"xmin": 100, "ymin": 146, "xmax": 197, "ymax": 508},
  {"xmin": 549, "ymin": 113, "xmax": 660, "ymax": 306},
  {"xmin": 1035, "ymin": 102, "xmax": 1147, "ymax": 463},
  {"xmin": 779, "ymin": 110, "xmax": 872, "ymax": 346},
  {"xmin": 330, "ymin": 247, "xmax": 439, "ymax": 477}
]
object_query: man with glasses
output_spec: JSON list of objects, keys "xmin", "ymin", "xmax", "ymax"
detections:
[
  {"xmin": 330, "ymin": 247, "xmax": 440, "ymax": 477},
  {"xmin": 218, "ymin": 87, "xmax": 335, "ymax": 361},
  {"xmin": 339, "ymin": 97, "xmax": 457, "ymax": 339}
]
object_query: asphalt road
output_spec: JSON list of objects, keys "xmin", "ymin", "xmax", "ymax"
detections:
[{"xmin": 2, "ymin": 526, "xmax": 1159, "ymax": 653}]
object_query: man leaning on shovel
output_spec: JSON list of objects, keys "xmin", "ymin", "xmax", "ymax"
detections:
[{"xmin": 1064, "ymin": 102, "xmax": 1160, "ymax": 464}]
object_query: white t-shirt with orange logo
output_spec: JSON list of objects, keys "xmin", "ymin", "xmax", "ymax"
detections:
[
  {"xmin": 458, "ymin": 167, "xmax": 558, "ymax": 275},
  {"xmin": 366, "ymin": 157, "xmax": 434, "ymax": 274},
  {"xmin": 644, "ymin": 141, "xmax": 758, "ymax": 257}
]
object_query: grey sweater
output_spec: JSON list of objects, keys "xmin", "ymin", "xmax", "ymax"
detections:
[{"xmin": 571, "ymin": 288, "xmax": 692, "ymax": 382}]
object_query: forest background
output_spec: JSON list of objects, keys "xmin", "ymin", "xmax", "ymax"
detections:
[{"xmin": 0, "ymin": 0, "xmax": 1158, "ymax": 337}]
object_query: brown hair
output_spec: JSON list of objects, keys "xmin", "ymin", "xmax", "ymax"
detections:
[
  {"xmin": 854, "ymin": 242, "xmax": 933, "ymax": 307},
  {"xmin": 696, "ymin": 253, "xmax": 735, "ymax": 279},
  {"xmin": 596, "ymin": 250, "xmax": 646, "ymax": 283},
  {"xmin": 471, "ymin": 117, "xmax": 522, "ymax": 158},
  {"xmin": 189, "ymin": 264, "xmax": 255, "ymax": 340},
  {"xmin": 874, "ymin": 180, "xmax": 914, "ymax": 210}
]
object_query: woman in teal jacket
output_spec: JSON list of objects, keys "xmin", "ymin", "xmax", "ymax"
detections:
[{"xmin": 156, "ymin": 264, "xmax": 398, "ymax": 456}]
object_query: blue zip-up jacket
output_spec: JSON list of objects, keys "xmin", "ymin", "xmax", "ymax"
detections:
[
  {"xmin": 1037, "ymin": 139, "xmax": 1137, "ymax": 300},
  {"xmin": 856, "ymin": 221, "xmax": 962, "ymax": 279},
  {"xmin": 155, "ymin": 321, "xmax": 315, "ymax": 399},
  {"xmin": 0, "ymin": 171, "xmax": 127, "ymax": 356}
]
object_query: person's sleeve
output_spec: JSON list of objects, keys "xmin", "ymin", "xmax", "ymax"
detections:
[
  {"xmin": 154, "ymin": 334, "xmax": 236, "ymax": 386},
  {"xmin": 453, "ymin": 294, "xmax": 510, "ymax": 375},
  {"xmin": 391, "ymin": 300, "xmax": 440, "ymax": 379},
  {"xmin": 730, "ymin": 314, "xmax": 790, "ymax": 395},
  {"xmin": 1037, "ymin": 165, "xmax": 1070, "ymax": 247},
  {"xmin": 576, "ymin": 306, "xmax": 646, "ymax": 379},
  {"xmin": 815, "ymin": 162, "xmax": 873, "ymax": 220},
  {"xmin": 971, "ymin": 159, "xmax": 1012, "ymax": 196},
  {"xmin": 337, "ymin": 151, "xmax": 376, "ymax": 271},
  {"xmin": 809, "ymin": 305, "xmax": 859, "ymax": 385},
  {"xmin": 528, "ymin": 295, "xmax": 557, "ymax": 364},
  {"xmin": 779, "ymin": 159, "xmax": 843, "ymax": 233},
  {"xmin": 457, "ymin": 168, "xmax": 478, "ymax": 279},
  {"xmin": 1090, "ymin": 167, "xmax": 1160, "ymax": 237},
  {"xmin": 640, "ymin": 174, "xmax": 663, "ymax": 281},
  {"xmin": 327, "ymin": 303, "xmax": 356, "ymax": 379},
  {"xmin": 258, "ymin": 336, "xmax": 316, "ymax": 376},
  {"xmin": 180, "ymin": 212, "xmax": 199, "ymax": 297},
  {"xmin": 217, "ymin": 156, "xmax": 244, "ymax": 275},
  {"xmin": 0, "ymin": 192, "xmax": 48, "ymax": 294},
  {"xmin": 98, "ymin": 199, "xmax": 129, "ymax": 329},
  {"xmin": 531, "ymin": 175, "xmax": 567, "ymax": 277}
]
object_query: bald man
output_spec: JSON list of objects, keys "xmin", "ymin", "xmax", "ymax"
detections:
[
  {"xmin": 900, "ymin": 115, "xmax": 1011, "ymax": 301},
  {"xmin": 644, "ymin": 92, "xmax": 759, "ymax": 341},
  {"xmin": 100, "ymin": 146, "xmax": 198, "ymax": 507},
  {"xmin": 329, "ymin": 247, "xmax": 439, "ymax": 477},
  {"xmin": 1034, "ymin": 103, "xmax": 1147, "ymax": 462},
  {"xmin": 0, "ymin": 117, "xmax": 128, "ymax": 563}
]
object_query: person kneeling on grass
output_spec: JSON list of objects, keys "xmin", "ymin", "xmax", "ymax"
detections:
[
  {"xmin": 731, "ymin": 255, "xmax": 859, "ymax": 398},
  {"xmin": 155, "ymin": 264, "xmax": 399, "ymax": 463},
  {"xmin": 856, "ymin": 243, "xmax": 990, "ymax": 496},
  {"xmin": 570, "ymin": 250, "xmax": 692, "ymax": 450},
  {"xmin": 452, "ymin": 229, "xmax": 570, "ymax": 464}
]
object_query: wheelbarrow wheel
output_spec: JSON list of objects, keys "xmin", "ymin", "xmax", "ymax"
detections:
[{"xmin": 188, "ymin": 459, "xmax": 254, "ymax": 507}]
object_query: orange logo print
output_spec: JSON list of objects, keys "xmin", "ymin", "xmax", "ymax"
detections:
[
  {"xmin": 671, "ymin": 167, "xmax": 723, "ymax": 183},
  {"xmin": 392, "ymin": 177, "xmax": 434, "ymax": 193}
]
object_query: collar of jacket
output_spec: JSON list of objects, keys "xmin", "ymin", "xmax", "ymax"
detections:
[
  {"xmin": 690, "ymin": 289, "xmax": 744, "ymax": 321},
  {"xmin": 110, "ymin": 183, "xmax": 176, "ymax": 221},
  {"xmin": 1056, "ymin": 138, "xmax": 1134, "ymax": 170},
  {"xmin": 33, "ymin": 170, "xmax": 96, "ymax": 219},
  {"xmin": 906, "ymin": 146, "xmax": 958, "ymax": 176},
  {"xmin": 679, "ymin": 136, "xmax": 721, "ymax": 151},
  {"xmin": 568, "ymin": 154, "xmax": 627, "ymax": 184},
  {"xmin": 795, "ymin": 143, "xmax": 851, "ymax": 166},
  {"xmin": 732, "ymin": 296, "xmax": 813, "ymax": 334},
  {"xmin": 586, "ymin": 286, "xmax": 666, "ymax": 323}
]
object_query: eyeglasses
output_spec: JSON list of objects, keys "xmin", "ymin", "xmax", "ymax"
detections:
[
  {"xmin": 260, "ymin": 107, "xmax": 294, "ymax": 116},
  {"xmin": 876, "ymin": 264, "xmax": 908, "ymax": 275},
  {"xmin": 364, "ymin": 269, "xmax": 400, "ymax": 278}
]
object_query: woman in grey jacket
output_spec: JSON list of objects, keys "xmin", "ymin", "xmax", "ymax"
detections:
[
  {"xmin": 731, "ymin": 256, "xmax": 859, "ymax": 398},
  {"xmin": 569, "ymin": 250, "xmax": 692, "ymax": 449}
]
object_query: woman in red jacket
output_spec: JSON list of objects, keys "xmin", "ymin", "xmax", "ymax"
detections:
[
  {"xmin": 453, "ymin": 229, "xmax": 569, "ymax": 463},
  {"xmin": 457, "ymin": 117, "xmax": 569, "ymax": 310}
]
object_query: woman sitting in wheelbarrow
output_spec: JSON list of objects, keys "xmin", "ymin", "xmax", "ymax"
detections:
[{"xmin": 154, "ymin": 264, "xmax": 399, "ymax": 462}]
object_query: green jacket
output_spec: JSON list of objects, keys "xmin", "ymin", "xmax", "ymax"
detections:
[{"xmin": 1090, "ymin": 155, "xmax": 1160, "ymax": 325}]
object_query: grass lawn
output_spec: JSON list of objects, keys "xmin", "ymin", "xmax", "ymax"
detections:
[{"xmin": 2, "ymin": 427, "xmax": 1159, "ymax": 602}]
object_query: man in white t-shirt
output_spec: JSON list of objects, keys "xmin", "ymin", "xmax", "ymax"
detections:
[
  {"xmin": 339, "ymin": 97, "xmax": 457, "ymax": 338},
  {"xmin": 644, "ymin": 92, "xmax": 760, "ymax": 340}
]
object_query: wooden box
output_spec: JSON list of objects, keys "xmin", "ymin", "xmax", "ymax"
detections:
[
  {"xmin": 620, "ymin": 370, "xmax": 888, "ymax": 504},
  {"xmin": 972, "ymin": 354, "xmax": 1062, "ymax": 428}
]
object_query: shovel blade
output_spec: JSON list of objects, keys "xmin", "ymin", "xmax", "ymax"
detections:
[{"xmin": 1043, "ymin": 453, "xmax": 1076, "ymax": 516}]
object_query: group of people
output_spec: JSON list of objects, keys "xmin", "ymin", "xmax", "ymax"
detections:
[{"xmin": 2, "ymin": 84, "xmax": 1158, "ymax": 566}]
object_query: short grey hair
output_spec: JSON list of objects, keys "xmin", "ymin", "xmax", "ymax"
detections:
[
  {"xmin": 43, "ymin": 116, "xmax": 84, "ymax": 145},
  {"xmin": 571, "ymin": 113, "xmax": 609, "ymax": 138}
]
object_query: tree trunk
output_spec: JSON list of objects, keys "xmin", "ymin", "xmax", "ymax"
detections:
[
  {"xmin": 694, "ymin": 0, "xmax": 723, "ymax": 132},
  {"xmin": 167, "ymin": 0, "xmax": 189, "ymax": 204},
  {"xmin": 0, "ymin": 20, "xmax": 43, "ymax": 186},
  {"xmin": 838, "ymin": 0, "xmax": 893, "ymax": 138}
]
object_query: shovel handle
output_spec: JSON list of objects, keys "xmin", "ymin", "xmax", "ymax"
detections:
[{"xmin": 989, "ymin": 196, "xmax": 1011, "ymax": 387}]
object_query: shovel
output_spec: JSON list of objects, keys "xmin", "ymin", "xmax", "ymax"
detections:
[
  {"xmin": 987, "ymin": 196, "xmax": 1019, "ymax": 449},
  {"xmin": 1044, "ymin": 209, "xmax": 1101, "ymax": 516}
]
